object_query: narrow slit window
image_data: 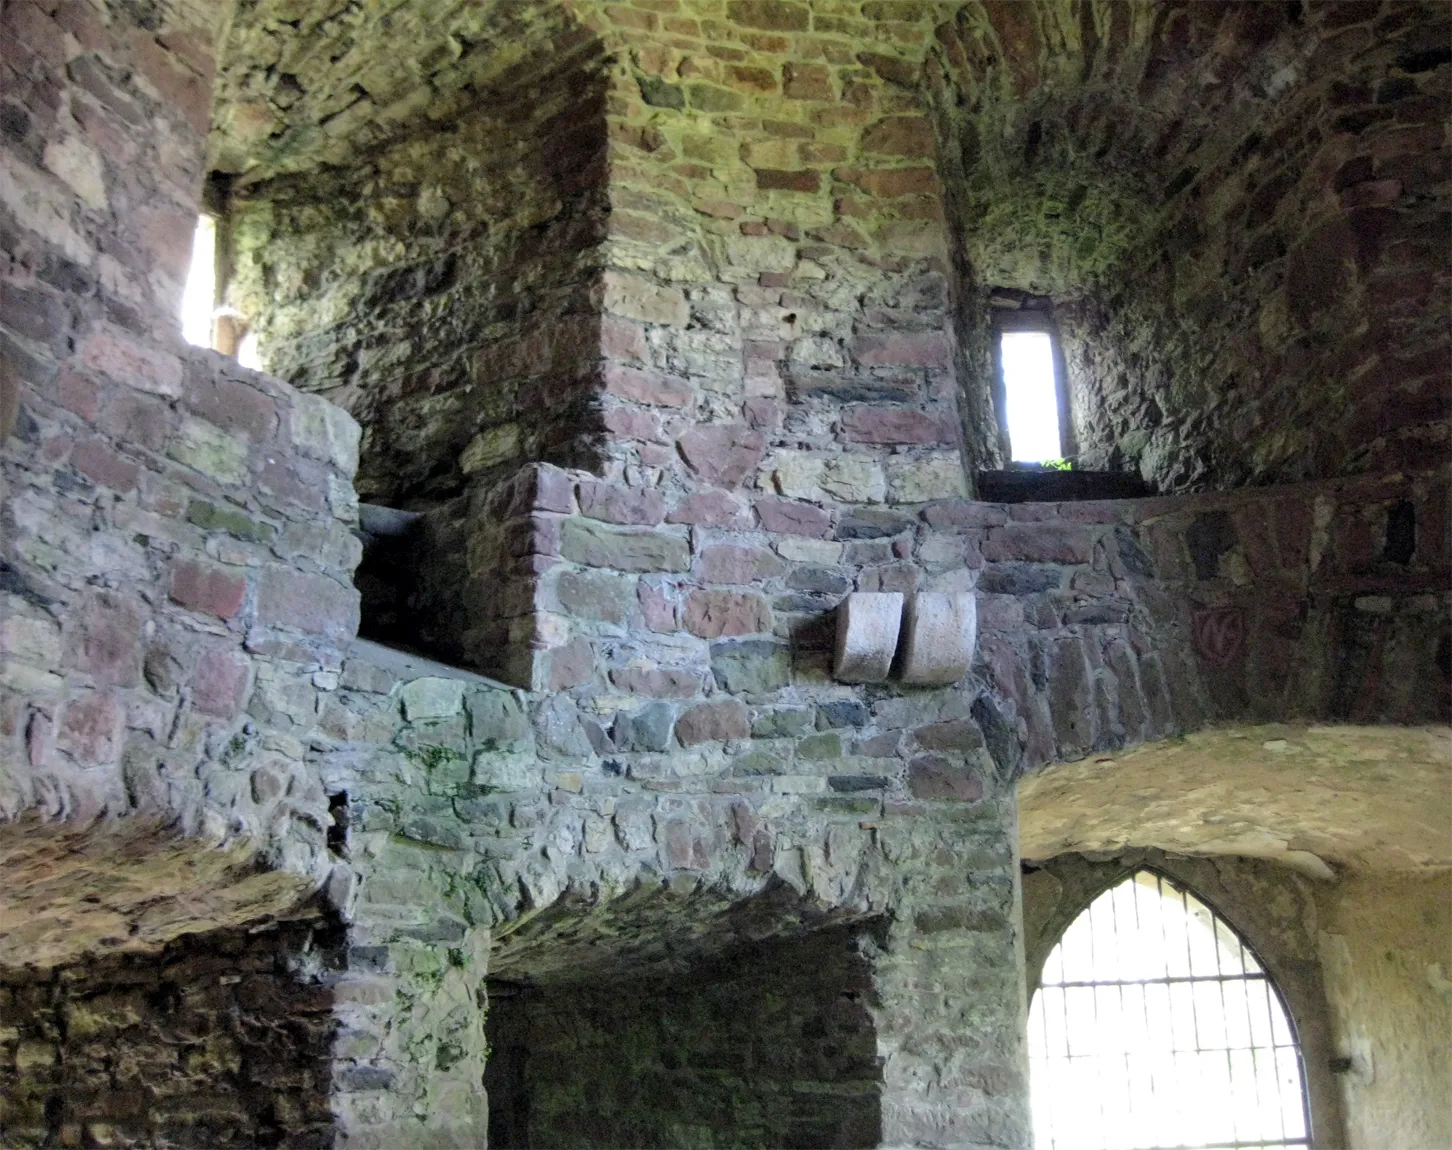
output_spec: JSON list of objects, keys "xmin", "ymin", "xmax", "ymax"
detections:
[
  {"xmin": 180, "ymin": 214, "xmax": 217, "ymax": 348},
  {"xmin": 1028, "ymin": 870, "xmax": 1311, "ymax": 1150},
  {"xmin": 1000, "ymin": 330, "xmax": 1063, "ymax": 463}
]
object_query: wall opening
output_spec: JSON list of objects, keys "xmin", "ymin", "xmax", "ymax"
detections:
[
  {"xmin": 180, "ymin": 214, "xmax": 217, "ymax": 348},
  {"xmin": 1000, "ymin": 330, "xmax": 1064, "ymax": 464},
  {"xmin": 1028, "ymin": 869, "xmax": 1311, "ymax": 1150}
]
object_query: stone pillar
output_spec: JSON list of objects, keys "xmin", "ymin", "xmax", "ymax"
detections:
[
  {"xmin": 330, "ymin": 919, "xmax": 491, "ymax": 1148},
  {"xmin": 869, "ymin": 785, "xmax": 1031, "ymax": 1149}
]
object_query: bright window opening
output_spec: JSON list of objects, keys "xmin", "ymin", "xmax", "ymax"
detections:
[
  {"xmin": 1029, "ymin": 870, "xmax": 1310, "ymax": 1150},
  {"xmin": 180, "ymin": 215, "xmax": 217, "ymax": 348},
  {"xmin": 1000, "ymin": 330, "xmax": 1062, "ymax": 463}
]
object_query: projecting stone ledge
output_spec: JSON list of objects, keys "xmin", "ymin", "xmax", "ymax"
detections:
[
  {"xmin": 900, "ymin": 592, "xmax": 977, "ymax": 685},
  {"xmin": 833, "ymin": 592, "xmax": 903, "ymax": 682}
]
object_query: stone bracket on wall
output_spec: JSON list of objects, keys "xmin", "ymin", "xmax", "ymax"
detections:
[{"xmin": 833, "ymin": 591, "xmax": 977, "ymax": 686}]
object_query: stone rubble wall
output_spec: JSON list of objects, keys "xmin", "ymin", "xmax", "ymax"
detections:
[
  {"xmin": 1, "ymin": 0, "xmax": 365, "ymax": 890},
  {"xmin": 308, "ymin": 461, "xmax": 1445, "ymax": 1146},
  {"xmin": 225, "ymin": 21, "xmax": 612, "ymax": 509},
  {"xmin": 927, "ymin": 0, "xmax": 1451, "ymax": 490},
  {"xmin": 0, "ymin": 913, "xmax": 342, "ymax": 1149},
  {"xmin": 487, "ymin": 924, "xmax": 883, "ymax": 1148}
]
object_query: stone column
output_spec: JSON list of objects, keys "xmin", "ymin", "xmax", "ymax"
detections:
[{"xmin": 869, "ymin": 785, "xmax": 1031, "ymax": 1149}]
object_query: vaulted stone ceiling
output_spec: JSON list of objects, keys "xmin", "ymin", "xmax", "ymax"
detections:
[{"xmin": 209, "ymin": 0, "xmax": 583, "ymax": 182}]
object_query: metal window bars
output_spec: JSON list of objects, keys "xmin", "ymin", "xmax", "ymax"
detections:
[{"xmin": 1028, "ymin": 870, "xmax": 1312, "ymax": 1150}]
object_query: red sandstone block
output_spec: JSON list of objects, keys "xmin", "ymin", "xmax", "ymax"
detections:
[
  {"xmin": 70, "ymin": 437, "xmax": 138, "ymax": 491},
  {"xmin": 256, "ymin": 568, "xmax": 359, "ymax": 640},
  {"xmin": 757, "ymin": 497, "xmax": 832, "ymax": 537},
  {"xmin": 666, "ymin": 490, "xmax": 750, "ymax": 528},
  {"xmin": 756, "ymin": 168, "xmax": 820, "ymax": 192},
  {"xmin": 841, "ymin": 405, "xmax": 951, "ymax": 444},
  {"xmin": 637, "ymin": 579, "xmax": 678, "ymax": 632},
  {"xmin": 726, "ymin": 0, "xmax": 809, "ymax": 31},
  {"xmin": 850, "ymin": 330, "xmax": 950, "ymax": 367},
  {"xmin": 922, "ymin": 500, "xmax": 1007, "ymax": 528},
  {"xmin": 783, "ymin": 61, "xmax": 832, "ymax": 100},
  {"xmin": 578, "ymin": 479, "xmax": 666, "ymax": 526},
  {"xmin": 548, "ymin": 637, "xmax": 595, "ymax": 691},
  {"xmin": 676, "ymin": 699, "xmax": 750, "ymax": 745},
  {"xmin": 57, "ymin": 690, "xmax": 123, "ymax": 766},
  {"xmin": 610, "ymin": 666, "xmax": 703, "ymax": 698},
  {"xmin": 677, "ymin": 424, "xmax": 765, "ymax": 488},
  {"xmin": 603, "ymin": 363, "xmax": 693, "ymax": 407},
  {"xmin": 189, "ymin": 647, "xmax": 251, "ymax": 717},
  {"xmin": 57, "ymin": 371, "xmax": 99, "ymax": 421},
  {"xmin": 982, "ymin": 525, "xmax": 1095, "ymax": 565},
  {"xmin": 601, "ymin": 315, "xmax": 649, "ymax": 362},
  {"xmin": 602, "ymin": 404, "xmax": 663, "ymax": 442},
  {"xmin": 684, "ymin": 589, "xmax": 771, "ymax": 638},
  {"xmin": 169, "ymin": 559, "xmax": 247, "ymax": 620},
  {"xmin": 128, "ymin": 29, "xmax": 212, "ymax": 135},
  {"xmin": 860, "ymin": 115, "xmax": 935, "ymax": 157},
  {"xmin": 183, "ymin": 372, "xmax": 278, "ymax": 441},
  {"xmin": 78, "ymin": 326, "xmax": 183, "ymax": 397},
  {"xmin": 67, "ymin": 591, "xmax": 143, "ymax": 687},
  {"xmin": 696, "ymin": 543, "xmax": 786, "ymax": 584},
  {"xmin": 907, "ymin": 755, "xmax": 982, "ymax": 802}
]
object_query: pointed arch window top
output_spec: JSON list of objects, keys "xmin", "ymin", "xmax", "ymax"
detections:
[{"xmin": 1029, "ymin": 870, "xmax": 1310, "ymax": 1150}]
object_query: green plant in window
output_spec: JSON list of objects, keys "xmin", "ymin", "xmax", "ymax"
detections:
[{"xmin": 1043, "ymin": 458, "xmax": 1073, "ymax": 471}]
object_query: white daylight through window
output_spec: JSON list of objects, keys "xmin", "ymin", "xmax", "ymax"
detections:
[
  {"xmin": 1000, "ymin": 330, "xmax": 1062, "ymax": 463},
  {"xmin": 1028, "ymin": 870, "xmax": 1311, "ymax": 1150},
  {"xmin": 180, "ymin": 214, "xmax": 217, "ymax": 348}
]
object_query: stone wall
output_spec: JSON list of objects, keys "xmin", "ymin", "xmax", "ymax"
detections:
[
  {"xmin": 928, "ymin": 1, "xmax": 1451, "ymax": 490},
  {"xmin": 1, "ymin": 0, "xmax": 366, "ymax": 888},
  {"xmin": 488, "ymin": 924, "xmax": 882, "ymax": 1149},
  {"xmin": 1316, "ymin": 869, "xmax": 1452, "ymax": 1150},
  {"xmin": 225, "ymin": 21, "xmax": 610, "ymax": 508},
  {"xmin": 0, "ymin": 911, "xmax": 341, "ymax": 1149}
]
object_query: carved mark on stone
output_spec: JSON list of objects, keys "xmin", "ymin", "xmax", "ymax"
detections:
[{"xmin": 1192, "ymin": 606, "xmax": 1246, "ymax": 668}]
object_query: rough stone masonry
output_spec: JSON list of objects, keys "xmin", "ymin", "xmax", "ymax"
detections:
[{"xmin": 0, "ymin": 1, "xmax": 1448, "ymax": 1148}]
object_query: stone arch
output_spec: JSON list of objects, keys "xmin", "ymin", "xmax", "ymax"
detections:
[{"xmin": 1020, "ymin": 852, "xmax": 1342, "ymax": 1149}]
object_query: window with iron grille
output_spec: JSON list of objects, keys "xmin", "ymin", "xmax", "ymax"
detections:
[{"xmin": 1028, "ymin": 869, "xmax": 1312, "ymax": 1150}]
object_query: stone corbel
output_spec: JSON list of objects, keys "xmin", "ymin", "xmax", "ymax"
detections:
[
  {"xmin": 833, "ymin": 592, "xmax": 903, "ymax": 682},
  {"xmin": 899, "ymin": 592, "xmax": 978, "ymax": 685}
]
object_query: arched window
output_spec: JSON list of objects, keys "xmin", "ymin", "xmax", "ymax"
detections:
[{"xmin": 1028, "ymin": 870, "xmax": 1311, "ymax": 1150}]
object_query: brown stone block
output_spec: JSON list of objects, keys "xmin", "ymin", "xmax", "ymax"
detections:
[
  {"xmin": 727, "ymin": 64, "xmax": 778, "ymax": 92},
  {"xmin": 603, "ymin": 364, "xmax": 692, "ymax": 407},
  {"xmin": 784, "ymin": 61, "xmax": 833, "ymax": 100},
  {"xmin": 55, "ymin": 690, "xmax": 123, "ymax": 767},
  {"xmin": 982, "ymin": 524, "xmax": 1094, "ymax": 565},
  {"xmin": 841, "ymin": 405, "xmax": 950, "ymax": 444},
  {"xmin": 860, "ymin": 115, "xmax": 934, "ymax": 157},
  {"xmin": 907, "ymin": 755, "xmax": 982, "ymax": 802},
  {"xmin": 684, "ymin": 589, "xmax": 771, "ymax": 638},
  {"xmin": 726, "ymin": 0, "xmax": 809, "ymax": 31},
  {"xmin": 851, "ymin": 330, "xmax": 950, "ymax": 367},
  {"xmin": 677, "ymin": 423, "xmax": 766, "ymax": 487},
  {"xmin": 256, "ymin": 568, "xmax": 359, "ymax": 640},
  {"xmin": 578, "ymin": 478, "xmax": 666, "ymax": 526},
  {"xmin": 697, "ymin": 543, "xmax": 787, "ymax": 584},
  {"xmin": 667, "ymin": 489, "xmax": 750, "ymax": 528},
  {"xmin": 757, "ymin": 496, "xmax": 832, "ymax": 537},
  {"xmin": 69, "ymin": 437, "xmax": 139, "ymax": 491},
  {"xmin": 188, "ymin": 647, "xmax": 251, "ymax": 718},
  {"xmin": 677, "ymin": 698, "xmax": 750, "ymax": 744},
  {"xmin": 756, "ymin": 168, "xmax": 821, "ymax": 192},
  {"xmin": 65, "ymin": 591, "xmax": 145, "ymax": 687}
]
